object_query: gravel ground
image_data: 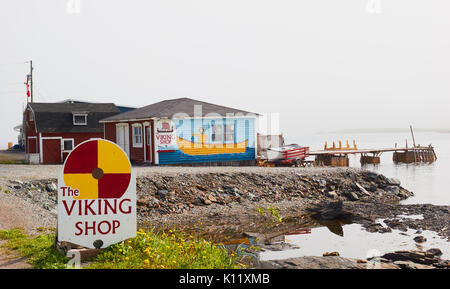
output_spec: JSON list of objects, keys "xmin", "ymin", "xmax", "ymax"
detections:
[
  {"xmin": 0, "ymin": 188, "xmax": 56, "ymax": 233},
  {"xmin": 0, "ymin": 164, "xmax": 362, "ymax": 179},
  {"xmin": 0, "ymin": 164, "xmax": 355, "ymax": 227},
  {"xmin": 0, "ymin": 184, "xmax": 55, "ymax": 269}
]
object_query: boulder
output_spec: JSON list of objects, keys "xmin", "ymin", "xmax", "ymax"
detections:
[
  {"xmin": 323, "ymin": 251, "xmax": 339, "ymax": 257},
  {"xmin": 380, "ymin": 250, "xmax": 439, "ymax": 265},
  {"xmin": 326, "ymin": 190, "xmax": 338, "ymax": 199},
  {"xmin": 157, "ymin": 190, "xmax": 168, "ymax": 199},
  {"xmin": 366, "ymin": 171, "xmax": 380, "ymax": 180},
  {"xmin": 383, "ymin": 218, "xmax": 408, "ymax": 232},
  {"xmin": 388, "ymin": 178, "xmax": 401, "ymax": 186},
  {"xmin": 365, "ymin": 222, "xmax": 391, "ymax": 233},
  {"xmin": 355, "ymin": 182, "xmax": 370, "ymax": 196},
  {"xmin": 393, "ymin": 261, "xmax": 435, "ymax": 269},
  {"xmin": 345, "ymin": 192, "xmax": 359, "ymax": 201},
  {"xmin": 307, "ymin": 200, "xmax": 348, "ymax": 220},
  {"xmin": 385, "ymin": 186, "xmax": 400, "ymax": 194},
  {"xmin": 258, "ymin": 256, "xmax": 363, "ymax": 269},
  {"xmin": 413, "ymin": 236, "xmax": 427, "ymax": 243},
  {"xmin": 207, "ymin": 194, "xmax": 217, "ymax": 203},
  {"xmin": 426, "ymin": 248, "xmax": 442, "ymax": 257},
  {"xmin": 317, "ymin": 180, "xmax": 327, "ymax": 187},
  {"xmin": 46, "ymin": 183, "xmax": 57, "ymax": 192}
]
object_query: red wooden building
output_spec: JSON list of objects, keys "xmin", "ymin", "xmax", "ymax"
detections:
[{"xmin": 24, "ymin": 102, "xmax": 121, "ymax": 164}]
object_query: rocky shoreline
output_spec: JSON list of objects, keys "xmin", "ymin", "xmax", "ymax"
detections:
[
  {"xmin": 2, "ymin": 167, "xmax": 449, "ymax": 268},
  {"xmin": 259, "ymin": 249, "xmax": 450, "ymax": 269}
]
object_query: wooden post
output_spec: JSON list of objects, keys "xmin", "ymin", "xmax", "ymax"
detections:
[
  {"xmin": 410, "ymin": 125, "xmax": 417, "ymax": 147},
  {"xmin": 410, "ymin": 125, "xmax": 418, "ymax": 162}
]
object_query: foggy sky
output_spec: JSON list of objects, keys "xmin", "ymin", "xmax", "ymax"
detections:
[{"xmin": 1, "ymin": 0, "xmax": 449, "ymax": 148}]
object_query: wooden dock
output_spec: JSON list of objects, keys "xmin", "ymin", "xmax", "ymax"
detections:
[{"xmin": 309, "ymin": 145, "xmax": 437, "ymax": 166}]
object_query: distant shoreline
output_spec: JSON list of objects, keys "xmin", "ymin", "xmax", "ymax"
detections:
[{"xmin": 317, "ymin": 128, "xmax": 450, "ymax": 134}]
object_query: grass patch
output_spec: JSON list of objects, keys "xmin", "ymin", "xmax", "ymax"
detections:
[
  {"xmin": 87, "ymin": 228, "xmax": 244, "ymax": 269},
  {"xmin": 255, "ymin": 203, "xmax": 283, "ymax": 224},
  {"xmin": 0, "ymin": 227, "xmax": 246, "ymax": 269},
  {"xmin": 0, "ymin": 228, "xmax": 69, "ymax": 269},
  {"xmin": 0, "ymin": 154, "xmax": 27, "ymax": 164}
]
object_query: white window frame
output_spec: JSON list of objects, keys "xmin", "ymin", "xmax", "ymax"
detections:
[
  {"xmin": 62, "ymin": 138, "xmax": 74, "ymax": 152},
  {"xmin": 224, "ymin": 123, "xmax": 235, "ymax": 143},
  {"xmin": 132, "ymin": 123, "xmax": 143, "ymax": 148},
  {"xmin": 73, "ymin": 113, "xmax": 88, "ymax": 125}
]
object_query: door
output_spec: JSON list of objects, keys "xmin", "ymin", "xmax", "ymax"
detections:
[
  {"xmin": 27, "ymin": 137, "xmax": 38, "ymax": 154},
  {"xmin": 145, "ymin": 125, "xmax": 152, "ymax": 163},
  {"xmin": 116, "ymin": 125, "xmax": 130, "ymax": 156},
  {"xmin": 42, "ymin": 139, "xmax": 62, "ymax": 164}
]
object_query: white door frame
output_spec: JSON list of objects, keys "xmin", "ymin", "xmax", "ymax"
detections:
[
  {"xmin": 116, "ymin": 123, "xmax": 130, "ymax": 156},
  {"xmin": 143, "ymin": 122, "xmax": 152, "ymax": 163}
]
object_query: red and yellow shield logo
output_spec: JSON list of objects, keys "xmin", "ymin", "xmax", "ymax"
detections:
[{"xmin": 63, "ymin": 139, "xmax": 131, "ymax": 199}]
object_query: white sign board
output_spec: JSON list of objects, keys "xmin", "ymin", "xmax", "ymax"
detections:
[
  {"xmin": 155, "ymin": 119, "xmax": 177, "ymax": 151},
  {"xmin": 57, "ymin": 139, "xmax": 136, "ymax": 249}
]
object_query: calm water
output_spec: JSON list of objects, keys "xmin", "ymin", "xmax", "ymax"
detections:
[
  {"xmin": 259, "ymin": 220, "xmax": 450, "ymax": 261},
  {"xmin": 290, "ymin": 131, "xmax": 450, "ymax": 206},
  {"xmin": 260, "ymin": 131, "xmax": 450, "ymax": 261}
]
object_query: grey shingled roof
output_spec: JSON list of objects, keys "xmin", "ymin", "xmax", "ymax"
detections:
[
  {"xmin": 28, "ymin": 102, "xmax": 120, "ymax": 133},
  {"xmin": 100, "ymin": 97, "xmax": 257, "ymax": 122}
]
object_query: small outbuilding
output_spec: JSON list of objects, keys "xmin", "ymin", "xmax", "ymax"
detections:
[
  {"xmin": 24, "ymin": 102, "xmax": 121, "ymax": 164},
  {"xmin": 100, "ymin": 97, "xmax": 258, "ymax": 165}
]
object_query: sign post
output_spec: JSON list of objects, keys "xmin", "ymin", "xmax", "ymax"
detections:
[{"xmin": 56, "ymin": 139, "xmax": 136, "ymax": 254}]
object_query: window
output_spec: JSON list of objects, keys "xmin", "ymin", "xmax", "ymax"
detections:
[
  {"xmin": 224, "ymin": 124, "xmax": 235, "ymax": 142},
  {"xmin": 132, "ymin": 124, "xmax": 143, "ymax": 147},
  {"xmin": 146, "ymin": 126, "xmax": 151, "ymax": 146},
  {"xmin": 63, "ymin": 139, "xmax": 74, "ymax": 151},
  {"xmin": 211, "ymin": 124, "xmax": 222, "ymax": 142},
  {"xmin": 29, "ymin": 110, "xmax": 34, "ymax": 121},
  {"xmin": 73, "ymin": 114, "xmax": 87, "ymax": 125}
]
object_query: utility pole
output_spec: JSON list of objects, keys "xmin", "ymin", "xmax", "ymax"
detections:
[{"xmin": 29, "ymin": 60, "xmax": 33, "ymax": 103}]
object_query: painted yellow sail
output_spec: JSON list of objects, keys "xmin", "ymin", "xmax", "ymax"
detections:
[{"xmin": 177, "ymin": 137, "xmax": 248, "ymax": 155}]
